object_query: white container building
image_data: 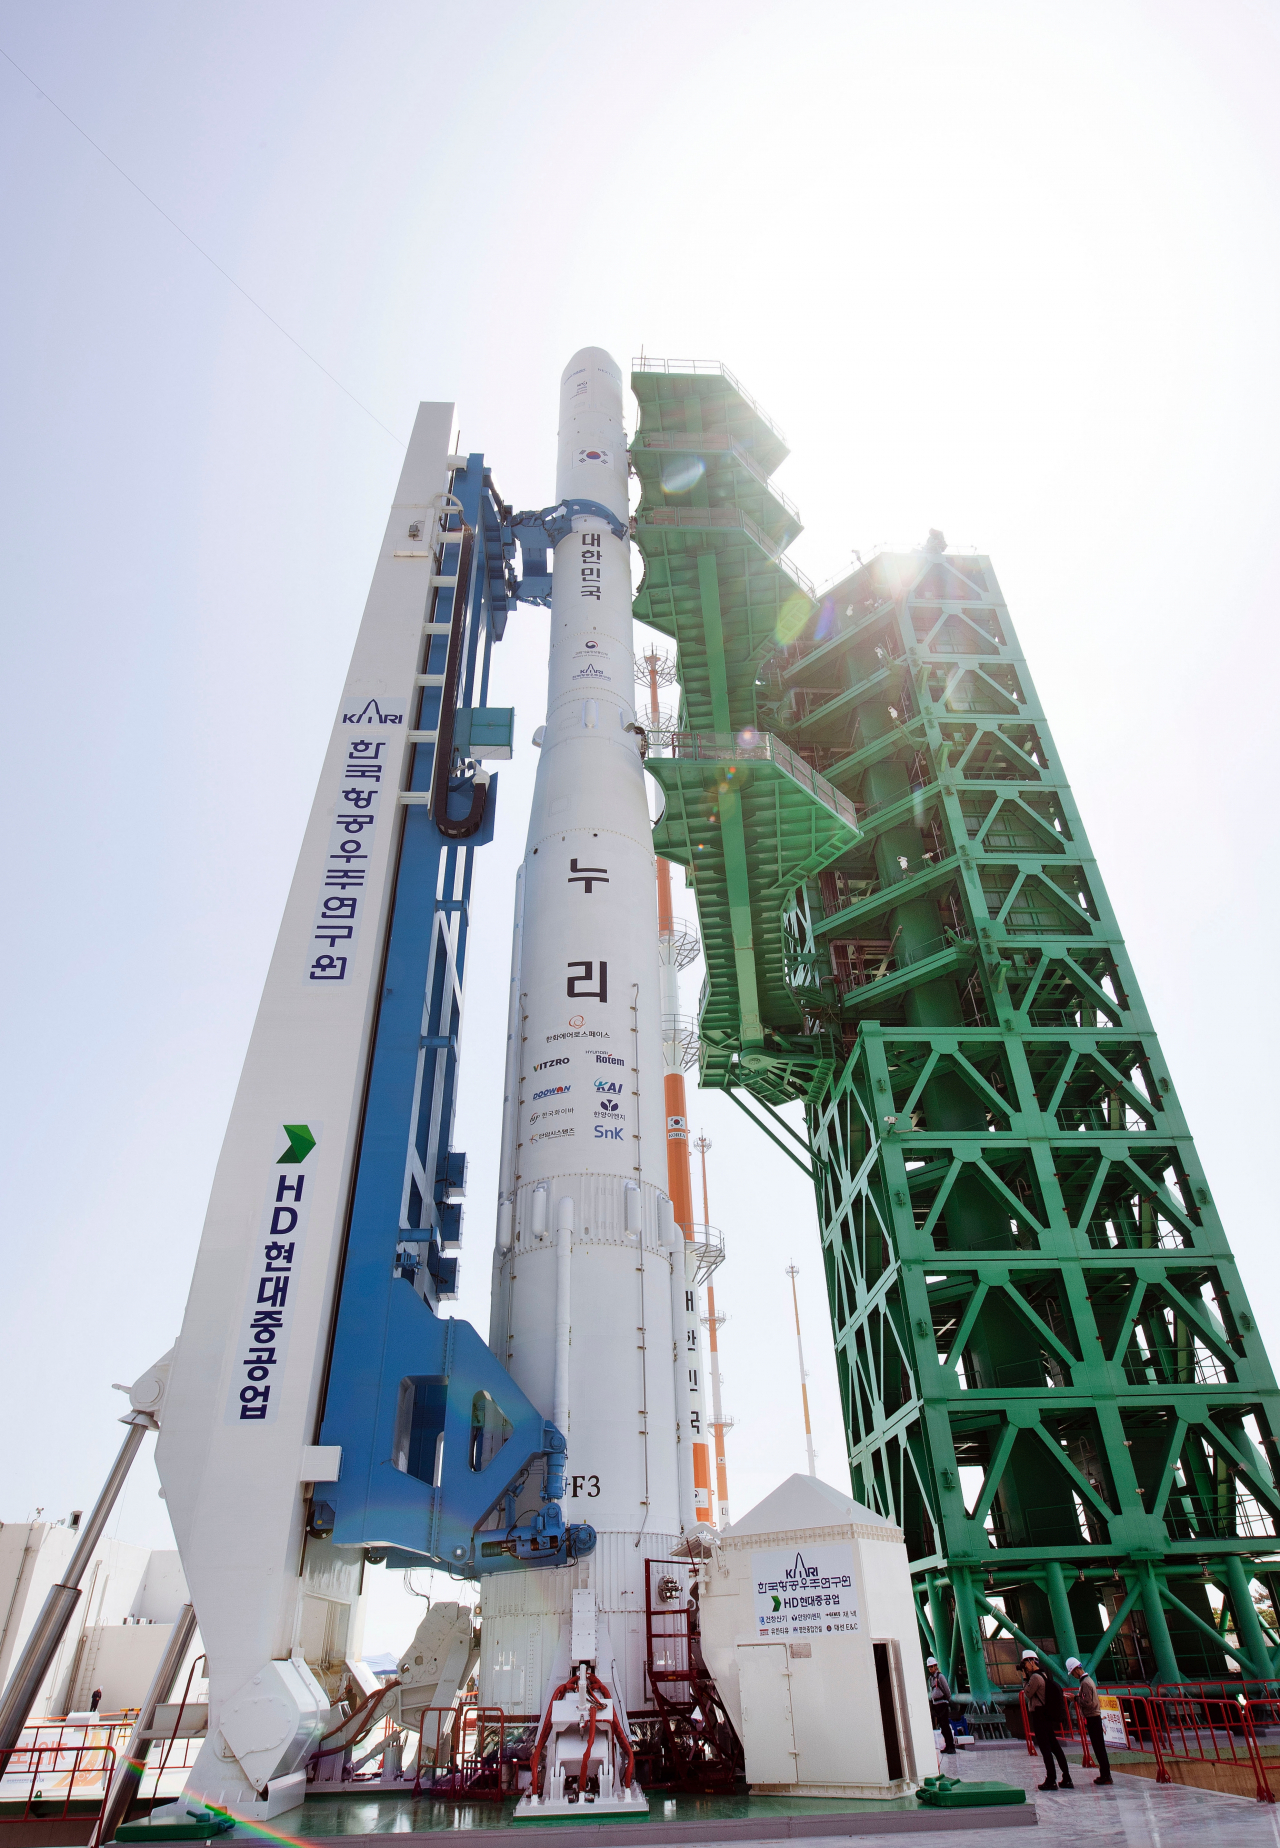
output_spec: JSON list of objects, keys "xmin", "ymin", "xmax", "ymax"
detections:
[{"xmin": 697, "ymin": 1475, "xmax": 935, "ymax": 1798}]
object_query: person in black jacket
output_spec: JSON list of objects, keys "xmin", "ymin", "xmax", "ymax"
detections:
[{"xmin": 1021, "ymin": 1650, "xmax": 1072, "ymax": 1790}]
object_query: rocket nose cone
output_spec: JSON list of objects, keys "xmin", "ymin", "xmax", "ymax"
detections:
[{"xmin": 561, "ymin": 346, "xmax": 622, "ymax": 389}]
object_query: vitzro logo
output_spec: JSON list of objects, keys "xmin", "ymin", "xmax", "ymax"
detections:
[
  {"xmin": 533, "ymin": 1058, "xmax": 569, "ymax": 1073},
  {"xmin": 594, "ymin": 1053, "xmax": 623, "ymax": 1067},
  {"xmin": 342, "ymin": 697, "xmax": 403, "ymax": 726}
]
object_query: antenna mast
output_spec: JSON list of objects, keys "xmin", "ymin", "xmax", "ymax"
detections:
[{"xmin": 786, "ymin": 1264, "xmax": 816, "ymax": 1476}]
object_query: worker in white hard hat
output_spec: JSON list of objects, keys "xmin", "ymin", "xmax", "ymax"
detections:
[
  {"xmin": 1065, "ymin": 1657, "xmax": 1113, "ymax": 1785},
  {"xmin": 925, "ymin": 1657, "xmax": 956, "ymax": 1756},
  {"xmin": 1020, "ymin": 1649, "xmax": 1072, "ymax": 1790}
]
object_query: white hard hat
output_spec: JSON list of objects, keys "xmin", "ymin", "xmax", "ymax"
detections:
[
  {"xmin": 1021, "ymin": 1649, "xmax": 1039, "ymax": 1661},
  {"xmin": 927, "ymin": 1657, "xmax": 938, "ymax": 1667},
  {"xmin": 1065, "ymin": 1657, "xmax": 1083, "ymax": 1673}
]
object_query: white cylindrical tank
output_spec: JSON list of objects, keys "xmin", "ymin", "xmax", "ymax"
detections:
[{"xmin": 482, "ymin": 349, "xmax": 683, "ymax": 1716}]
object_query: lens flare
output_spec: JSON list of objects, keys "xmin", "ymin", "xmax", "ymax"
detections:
[
  {"xmin": 660, "ymin": 456, "xmax": 706, "ymax": 495},
  {"xmin": 775, "ymin": 591, "xmax": 811, "ymax": 645}
]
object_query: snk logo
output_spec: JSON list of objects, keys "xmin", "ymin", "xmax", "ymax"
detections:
[{"xmin": 342, "ymin": 697, "xmax": 403, "ymax": 726}]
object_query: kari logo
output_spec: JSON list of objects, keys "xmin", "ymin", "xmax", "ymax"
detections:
[
  {"xmin": 342, "ymin": 697, "xmax": 405, "ymax": 726},
  {"xmin": 783, "ymin": 1553, "xmax": 822, "ymax": 1583},
  {"xmin": 595, "ymin": 1053, "xmax": 624, "ymax": 1067},
  {"xmin": 577, "ymin": 447, "xmax": 610, "ymax": 465},
  {"xmin": 533, "ymin": 1058, "xmax": 569, "ymax": 1073},
  {"xmin": 574, "ymin": 664, "xmax": 606, "ymax": 679}
]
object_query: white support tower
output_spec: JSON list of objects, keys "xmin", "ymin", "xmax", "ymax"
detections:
[{"xmin": 153, "ymin": 407, "xmax": 458, "ymax": 1819}]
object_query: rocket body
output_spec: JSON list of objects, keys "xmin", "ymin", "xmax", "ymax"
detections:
[{"xmin": 483, "ymin": 351, "xmax": 683, "ymax": 1713}]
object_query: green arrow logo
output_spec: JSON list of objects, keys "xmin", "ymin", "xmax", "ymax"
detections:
[
  {"xmin": 277, "ymin": 1124, "xmax": 316, "ymax": 1164},
  {"xmin": 771, "ymin": 1595, "xmax": 781, "ymax": 1612}
]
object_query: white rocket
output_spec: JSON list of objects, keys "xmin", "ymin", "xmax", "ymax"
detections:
[{"xmin": 485, "ymin": 350, "xmax": 688, "ymax": 1714}]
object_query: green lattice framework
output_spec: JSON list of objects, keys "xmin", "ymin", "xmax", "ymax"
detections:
[{"xmin": 632, "ymin": 357, "xmax": 1280, "ymax": 1699}]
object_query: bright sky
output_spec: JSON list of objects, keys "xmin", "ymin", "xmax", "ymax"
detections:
[{"xmin": 2, "ymin": 0, "xmax": 1278, "ymax": 1662}]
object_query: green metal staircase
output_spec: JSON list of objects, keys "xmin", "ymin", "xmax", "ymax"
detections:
[{"xmin": 632, "ymin": 358, "xmax": 1280, "ymax": 1701}]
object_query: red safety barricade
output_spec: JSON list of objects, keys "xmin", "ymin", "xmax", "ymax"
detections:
[
  {"xmin": 412, "ymin": 1704, "xmax": 540, "ymax": 1800},
  {"xmin": 1016, "ymin": 1686, "xmax": 1095, "ymax": 1768},
  {"xmin": 1015, "ymin": 1678, "xmax": 1280, "ymax": 1802},
  {"xmin": 1133, "ymin": 1688, "xmax": 1273, "ymax": 1802},
  {"xmin": 0, "ymin": 1740, "xmax": 117, "ymax": 1825}
]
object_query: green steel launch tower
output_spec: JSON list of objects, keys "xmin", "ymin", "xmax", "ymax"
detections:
[{"xmin": 633, "ymin": 356, "xmax": 1280, "ymax": 1701}]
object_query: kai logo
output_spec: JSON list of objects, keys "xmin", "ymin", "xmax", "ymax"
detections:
[
  {"xmin": 342, "ymin": 697, "xmax": 404, "ymax": 726},
  {"xmin": 594, "ymin": 1080, "xmax": 622, "ymax": 1094}
]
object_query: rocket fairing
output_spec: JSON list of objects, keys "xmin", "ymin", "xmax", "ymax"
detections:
[{"xmin": 483, "ymin": 351, "xmax": 685, "ymax": 1714}]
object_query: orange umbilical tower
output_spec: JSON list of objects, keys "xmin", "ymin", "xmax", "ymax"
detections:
[
  {"xmin": 643, "ymin": 645, "xmax": 714, "ymax": 1525},
  {"xmin": 695, "ymin": 1135, "xmax": 732, "ymax": 1528}
]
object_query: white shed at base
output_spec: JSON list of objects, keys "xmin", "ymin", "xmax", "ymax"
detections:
[{"xmin": 697, "ymin": 1475, "xmax": 935, "ymax": 1799}]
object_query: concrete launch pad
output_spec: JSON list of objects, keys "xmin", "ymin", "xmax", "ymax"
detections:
[
  {"xmin": 196, "ymin": 1748, "xmax": 1280, "ymax": 1848},
  {"xmin": 244, "ymin": 1787, "xmax": 1038, "ymax": 1840}
]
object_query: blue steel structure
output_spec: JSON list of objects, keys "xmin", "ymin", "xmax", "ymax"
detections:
[{"xmin": 319, "ymin": 454, "xmax": 594, "ymax": 1576}]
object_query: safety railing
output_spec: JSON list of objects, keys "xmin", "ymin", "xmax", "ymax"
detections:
[
  {"xmin": 633, "ymin": 506, "xmax": 814, "ymax": 597},
  {"xmin": 1018, "ymin": 1682, "xmax": 1280, "ymax": 1803},
  {"xmin": 0, "ymin": 1741, "xmax": 117, "ymax": 1823},
  {"xmin": 412, "ymin": 1704, "xmax": 540, "ymax": 1800},
  {"xmin": 633, "ymin": 433, "xmax": 800, "ymax": 523},
  {"xmin": 688, "ymin": 1222, "xmax": 725, "ymax": 1287},
  {"xmin": 630, "ymin": 358, "xmax": 788, "ymax": 447},
  {"xmin": 648, "ymin": 729, "xmax": 859, "ymax": 834},
  {"xmin": 1017, "ymin": 1687, "xmax": 1097, "ymax": 1769}
]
